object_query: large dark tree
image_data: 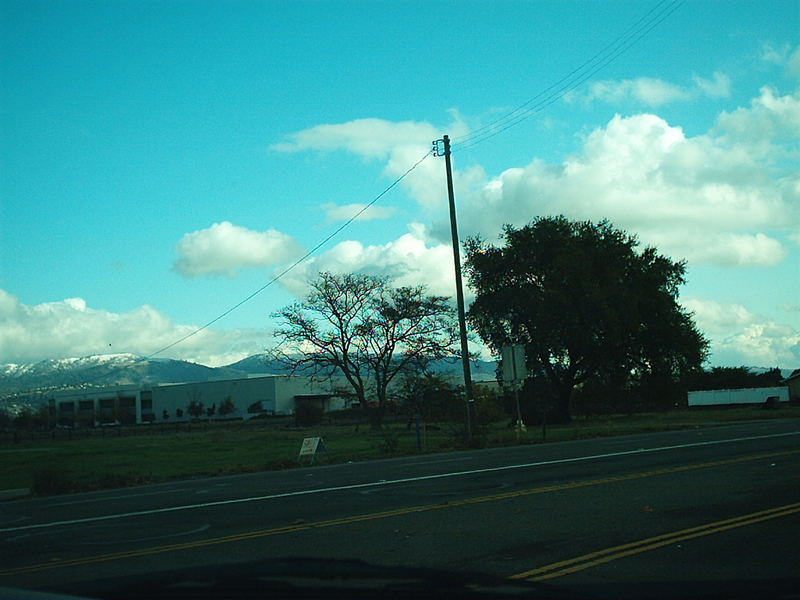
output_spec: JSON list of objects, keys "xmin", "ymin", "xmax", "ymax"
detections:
[
  {"xmin": 464, "ymin": 216, "xmax": 708, "ymax": 422},
  {"xmin": 272, "ymin": 272, "xmax": 460, "ymax": 429}
]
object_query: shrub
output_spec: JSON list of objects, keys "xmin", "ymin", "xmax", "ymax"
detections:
[
  {"xmin": 295, "ymin": 399, "xmax": 324, "ymax": 427},
  {"xmin": 375, "ymin": 431, "xmax": 399, "ymax": 455}
]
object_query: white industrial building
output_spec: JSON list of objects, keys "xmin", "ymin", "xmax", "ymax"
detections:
[
  {"xmin": 46, "ymin": 375, "xmax": 349, "ymax": 427},
  {"xmin": 687, "ymin": 386, "xmax": 789, "ymax": 407}
]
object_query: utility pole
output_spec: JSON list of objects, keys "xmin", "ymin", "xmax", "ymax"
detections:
[{"xmin": 433, "ymin": 135, "xmax": 474, "ymax": 437}]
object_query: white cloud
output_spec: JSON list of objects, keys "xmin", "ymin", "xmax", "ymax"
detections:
[
  {"xmin": 277, "ymin": 223, "xmax": 460, "ymax": 301},
  {"xmin": 576, "ymin": 72, "xmax": 730, "ymax": 106},
  {"xmin": 760, "ymin": 43, "xmax": 800, "ymax": 78},
  {"xmin": 789, "ymin": 47, "xmax": 800, "ymax": 79},
  {"xmin": 173, "ymin": 221, "xmax": 305, "ymax": 278},
  {"xmin": 271, "ymin": 118, "xmax": 436, "ymax": 156},
  {"xmin": 692, "ymin": 71, "xmax": 732, "ymax": 99},
  {"xmin": 321, "ymin": 202, "xmax": 396, "ymax": 223},
  {"xmin": 0, "ymin": 289, "xmax": 268, "ymax": 366},
  {"xmin": 448, "ymin": 89, "xmax": 800, "ymax": 268},
  {"xmin": 715, "ymin": 322, "xmax": 800, "ymax": 369},
  {"xmin": 715, "ymin": 86, "xmax": 800, "ymax": 149},
  {"xmin": 683, "ymin": 297, "xmax": 799, "ymax": 368},
  {"xmin": 668, "ymin": 232, "xmax": 787, "ymax": 267},
  {"xmin": 760, "ymin": 42, "xmax": 792, "ymax": 65},
  {"xmin": 272, "ymin": 117, "xmax": 470, "ymax": 209},
  {"xmin": 683, "ymin": 297, "xmax": 757, "ymax": 334},
  {"xmin": 264, "ymin": 87, "xmax": 799, "ymax": 368},
  {"xmin": 587, "ymin": 77, "xmax": 690, "ymax": 106}
]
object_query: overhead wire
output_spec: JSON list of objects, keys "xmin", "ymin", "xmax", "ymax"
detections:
[
  {"xmin": 17, "ymin": 0, "xmax": 686, "ymax": 392},
  {"xmin": 144, "ymin": 150, "xmax": 434, "ymax": 360},
  {"xmin": 451, "ymin": 0, "xmax": 685, "ymax": 153},
  {"xmin": 7, "ymin": 151, "xmax": 434, "ymax": 396}
]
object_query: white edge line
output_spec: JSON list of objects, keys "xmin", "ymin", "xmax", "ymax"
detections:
[{"xmin": 2, "ymin": 430, "xmax": 797, "ymax": 534}]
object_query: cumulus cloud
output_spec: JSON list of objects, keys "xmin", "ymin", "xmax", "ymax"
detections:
[
  {"xmin": 276, "ymin": 89, "xmax": 798, "ymax": 271},
  {"xmin": 0, "ymin": 289, "xmax": 268, "ymax": 366},
  {"xmin": 277, "ymin": 223, "xmax": 460, "ymax": 301},
  {"xmin": 447, "ymin": 87, "xmax": 800, "ymax": 268},
  {"xmin": 272, "ymin": 117, "xmax": 470, "ymax": 209},
  {"xmin": 321, "ymin": 202, "xmax": 396, "ymax": 223},
  {"xmin": 173, "ymin": 221, "xmax": 305, "ymax": 278},
  {"xmin": 684, "ymin": 297, "xmax": 758, "ymax": 334},
  {"xmin": 683, "ymin": 297, "xmax": 800, "ymax": 367},
  {"xmin": 761, "ymin": 43, "xmax": 800, "ymax": 77},
  {"xmin": 265, "ymin": 86, "xmax": 798, "ymax": 368},
  {"xmin": 714, "ymin": 86, "xmax": 800, "ymax": 150},
  {"xmin": 585, "ymin": 77, "xmax": 690, "ymax": 106},
  {"xmin": 692, "ymin": 71, "xmax": 732, "ymax": 99},
  {"xmin": 573, "ymin": 72, "xmax": 731, "ymax": 106}
]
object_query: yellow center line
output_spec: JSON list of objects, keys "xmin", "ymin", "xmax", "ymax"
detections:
[
  {"xmin": 1, "ymin": 449, "xmax": 797, "ymax": 577},
  {"xmin": 513, "ymin": 501, "xmax": 800, "ymax": 581}
]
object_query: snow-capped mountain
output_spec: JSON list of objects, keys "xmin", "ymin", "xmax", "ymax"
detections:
[
  {"xmin": 0, "ymin": 352, "xmax": 495, "ymax": 411},
  {"xmin": 0, "ymin": 353, "xmax": 245, "ymax": 398}
]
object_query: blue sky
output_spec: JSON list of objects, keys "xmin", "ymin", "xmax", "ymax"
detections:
[{"xmin": 1, "ymin": 0, "xmax": 798, "ymax": 369}]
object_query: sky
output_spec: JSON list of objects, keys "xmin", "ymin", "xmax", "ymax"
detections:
[{"xmin": 1, "ymin": 0, "xmax": 798, "ymax": 370}]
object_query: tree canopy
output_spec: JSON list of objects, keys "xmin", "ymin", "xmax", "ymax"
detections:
[
  {"xmin": 684, "ymin": 366, "xmax": 784, "ymax": 391},
  {"xmin": 272, "ymin": 272, "xmax": 460, "ymax": 428},
  {"xmin": 464, "ymin": 216, "xmax": 708, "ymax": 421}
]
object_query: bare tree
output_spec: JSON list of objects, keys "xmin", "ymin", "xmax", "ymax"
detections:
[{"xmin": 272, "ymin": 272, "xmax": 460, "ymax": 429}]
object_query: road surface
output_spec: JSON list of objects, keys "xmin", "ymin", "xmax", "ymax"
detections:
[{"xmin": 1, "ymin": 418, "xmax": 799, "ymax": 596}]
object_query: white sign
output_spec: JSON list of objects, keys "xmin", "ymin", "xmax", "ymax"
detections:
[
  {"xmin": 298, "ymin": 437, "xmax": 327, "ymax": 464},
  {"xmin": 501, "ymin": 344, "xmax": 527, "ymax": 383}
]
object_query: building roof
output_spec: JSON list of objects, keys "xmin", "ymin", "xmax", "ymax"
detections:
[{"xmin": 782, "ymin": 368, "xmax": 800, "ymax": 383}]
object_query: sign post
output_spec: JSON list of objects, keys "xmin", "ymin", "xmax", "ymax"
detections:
[
  {"xmin": 298, "ymin": 437, "xmax": 328, "ymax": 465},
  {"xmin": 501, "ymin": 344, "xmax": 527, "ymax": 439}
]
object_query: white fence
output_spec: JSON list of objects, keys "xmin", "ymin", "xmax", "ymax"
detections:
[{"xmin": 688, "ymin": 386, "xmax": 789, "ymax": 407}]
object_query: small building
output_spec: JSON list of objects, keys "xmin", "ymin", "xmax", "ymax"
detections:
[
  {"xmin": 784, "ymin": 369, "xmax": 800, "ymax": 402},
  {"xmin": 46, "ymin": 375, "xmax": 349, "ymax": 427},
  {"xmin": 687, "ymin": 386, "xmax": 789, "ymax": 407}
]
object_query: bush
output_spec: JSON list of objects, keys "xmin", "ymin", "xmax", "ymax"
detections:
[
  {"xmin": 448, "ymin": 426, "xmax": 486, "ymax": 450},
  {"xmin": 295, "ymin": 399, "xmax": 324, "ymax": 427},
  {"xmin": 374, "ymin": 431, "xmax": 399, "ymax": 455},
  {"xmin": 247, "ymin": 400, "xmax": 265, "ymax": 414},
  {"xmin": 472, "ymin": 393, "xmax": 508, "ymax": 426}
]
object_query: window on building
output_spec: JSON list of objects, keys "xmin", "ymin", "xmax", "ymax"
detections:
[{"xmin": 118, "ymin": 396, "xmax": 137, "ymax": 425}]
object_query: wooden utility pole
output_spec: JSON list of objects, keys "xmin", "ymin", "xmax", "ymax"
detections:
[{"xmin": 435, "ymin": 135, "xmax": 474, "ymax": 437}]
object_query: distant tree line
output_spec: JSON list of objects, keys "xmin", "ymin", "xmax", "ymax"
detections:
[
  {"xmin": 682, "ymin": 366, "xmax": 784, "ymax": 391},
  {"xmin": 1, "ymin": 210, "xmax": 790, "ymax": 434},
  {"xmin": 267, "ymin": 217, "xmax": 791, "ymax": 426}
]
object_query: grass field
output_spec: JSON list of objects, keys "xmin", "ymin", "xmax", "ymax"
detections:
[{"xmin": 2, "ymin": 405, "xmax": 798, "ymax": 496}]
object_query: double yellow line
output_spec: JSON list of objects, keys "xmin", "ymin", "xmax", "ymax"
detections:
[
  {"xmin": 2, "ymin": 449, "xmax": 798, "ymax": 577},
  {"xmin": 513, "ymin": 501, "xmax": 800, "ymax": 581}
]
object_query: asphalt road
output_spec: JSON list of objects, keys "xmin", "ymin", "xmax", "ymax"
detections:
[{"xmin": 1, "ymin": 418, "xmax": 799, "ymax": 597}]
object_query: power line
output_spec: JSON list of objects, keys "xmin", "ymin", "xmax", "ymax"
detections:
[
  {"xmin": 4, "ymin": 151, "xmax": 434, "ymax": 396},
  {"xmin": 153, "ymin": 0, "xmax": 686, "ymax": 363},
  {"xmin": 144, "ymin": 150, "xmax": 434, "ymax": 361},
  {"xmin": 17, "ymin": 0, "xmax": 685, "ymax": 388},
  {"xmin": 452, "ymin": 0, "xmax": 685, "ymax": 152}
]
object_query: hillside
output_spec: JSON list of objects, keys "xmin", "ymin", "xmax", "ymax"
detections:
[
  {"xmin": 0, "ymin": 352, "xmax": 498, "ymax": 416},
  {"xmin": 0, "ymin": 354, "xmax": 244, "ymax": 397}
]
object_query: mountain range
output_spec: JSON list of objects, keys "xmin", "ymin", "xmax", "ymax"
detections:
[
  {"xmin": 0, "ymin": 353, "xmax": 286, "ymax": 400},
  {"xmin": 0, "ymin": 353, "xmax": 498, "ymax": 411}
]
